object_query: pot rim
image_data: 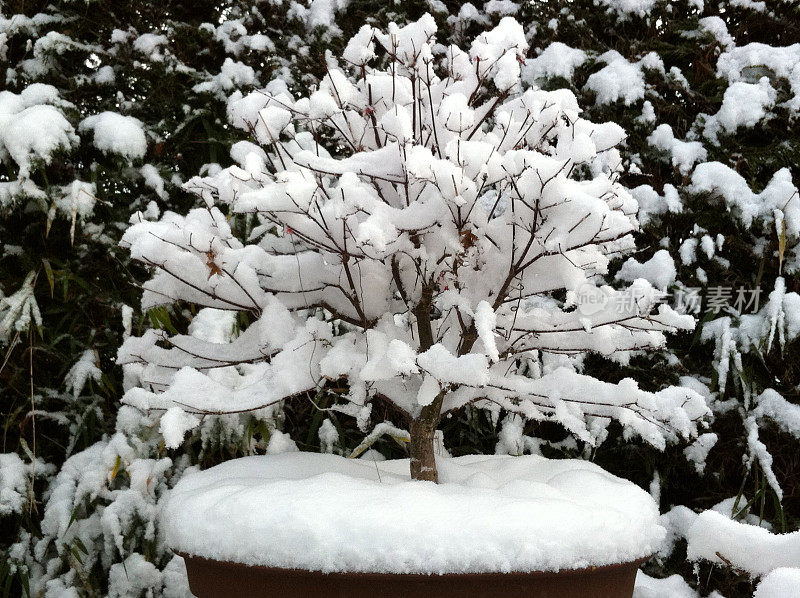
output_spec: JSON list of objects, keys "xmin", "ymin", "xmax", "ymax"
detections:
[{"xmin": 175, "ymin": 551, "xmax": 652, "ymax": 579}]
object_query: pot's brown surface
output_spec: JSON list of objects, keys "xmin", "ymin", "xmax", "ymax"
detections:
[{"xmin": 178, "ymin": 552, "xmax": 648, "ymax": 598}]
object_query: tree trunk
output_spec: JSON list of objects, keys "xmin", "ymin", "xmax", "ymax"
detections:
[
  {"xmin": 409, "ymin": 411, "xmax": 439, "ymax": 482},
  {"xmin": 409, "ymin": 282, "xmax": 441, "ymax": 482}
]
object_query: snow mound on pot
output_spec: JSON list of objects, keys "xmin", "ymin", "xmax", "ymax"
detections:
[{"xmin": 163, "ymin": 453, "xmax": 663, "ymax": 574}]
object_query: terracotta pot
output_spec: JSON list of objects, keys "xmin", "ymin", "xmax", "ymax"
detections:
[{"xmin": 178, "ymin": 552, "xmax": 648, "ymax": 598}]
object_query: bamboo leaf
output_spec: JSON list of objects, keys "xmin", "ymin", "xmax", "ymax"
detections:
[{"xmin": 41, "ymin": 259, "xmax": 55, "ymax": 299}]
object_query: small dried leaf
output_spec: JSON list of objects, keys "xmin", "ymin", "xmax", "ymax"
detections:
[
  {"xmin": 110, "ymin": 454, "xmax": 121, "ymax": 482},
  {"xmin": 206, "ymin": 250, "xmax": 223, "ymax": 279}
]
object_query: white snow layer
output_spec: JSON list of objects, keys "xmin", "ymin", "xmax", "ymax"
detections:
[
  {"xmin": 717, "ymin": 42, "xmax": 800, "ymax": 113},
  {"xmin": 0, "ymin": 84, "xmax": 78, "ymax": 178},
  {"xmin": 633, "ymin": 571, "xmax": 698, "ymax": 598},
  {"xmin": 0, "ymin": 453, "xmax": 29, "ymax": 516},
  {"xmin": 647, "ymin": 124, "xmax": 707, "ymax": 175},
  {"xmin": 523, "ymin": 42, "xmax": 587, "ymax": 82},
  {"xmin": 685, "ymin": 510, "xmax": 800, "ymax": 576},
  {"xmin": 595, "ymin": 0, "xmax": 657, "ymax": 18},
  {"xmin": 584, "ymin": 50, "xmax": 662, "ymax": 105},
  {"xmin": 79, "ymin": 112, "xmax": 147, "ymax": 160},
  {"xmin": 683, "ymin": 433, "xmax": 718, "ymax": 474},
  {"xmin": 690, "ymin": 163, "xmax": 799, "ymax": 235},
  {"xmin": 755, "ymin": 568, "xmax": 800, "ymax": 598},
  {"xmin": 616, "ymin": 250, "xmax": 676, "ymax": 290},
  {"xmin": 164, "ymin": 453, "xmax": 664, "ymax": 574},
  {"xmin": 703, "ymin": 78, "xmax": 776, "ymax": 143}
]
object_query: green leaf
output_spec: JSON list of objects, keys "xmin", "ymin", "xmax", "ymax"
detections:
[
  {"xmin": 73, "ymin": 537, "xmax": 88, "ymax": 555},
  {"xmin": 42, "ymin": 259, "xmax": 55, "ymax": 299}
]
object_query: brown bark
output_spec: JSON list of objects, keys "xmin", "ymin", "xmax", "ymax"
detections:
[
  {"xmin": 409, "ymin": 282, "xmax": 441, "ymax": 482},
  {"xmin": 407, "ymin": 269, "xmax": 491, "ymax": 482},
  {"xmin": 409, "ymin": 414, "xmax": 439, "ymax": 483}
]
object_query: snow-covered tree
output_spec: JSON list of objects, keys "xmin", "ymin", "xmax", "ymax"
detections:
[{"xmin": 119, "ymin": 15, "xmax": 708, "ymax": 482}]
